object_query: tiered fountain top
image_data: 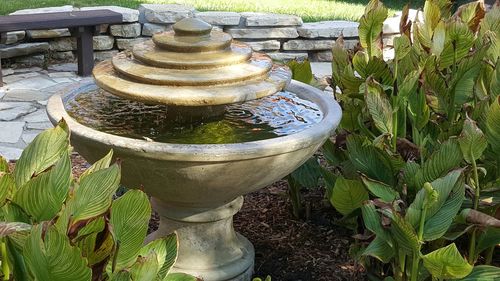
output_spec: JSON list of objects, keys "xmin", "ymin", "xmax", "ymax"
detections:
[{"xmin": 93, "ymin": 18, "xmax": 292, "ymax": 106}]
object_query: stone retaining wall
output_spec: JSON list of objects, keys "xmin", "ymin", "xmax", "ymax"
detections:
[{"xmin": 0, "ymin": 4, "xmax": 410, "ymax": 66}]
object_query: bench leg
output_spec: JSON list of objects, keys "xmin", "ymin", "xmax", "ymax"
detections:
[
  {"xmin": 0, "ymin": 55, "xmax": 3, "ymax": 87},
  {"xmin": 76, "ymin": 26, "xmax": 94, "ymax": 76}
]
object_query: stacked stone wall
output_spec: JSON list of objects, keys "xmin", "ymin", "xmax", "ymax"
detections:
[{"xmin": 0, "ymin": 4, "xmax": 414, "ymax": 66}]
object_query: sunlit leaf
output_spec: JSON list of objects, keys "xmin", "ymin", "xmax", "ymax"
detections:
[
  {"xmin": 14, "ymin": 119, "xmax": 70, "ymax": 187},
  {"xmin": 110, "ymin": 190, "xmax": 151, "ymax": 271},
  {"xmin": 13, "ymin": 151, "xmax": 71, "ymax": 222},
  {"xmin": 24, "ymin": 225, "xmax": 92, "ymax": 281},
  {"xmin": 422, "ymin": 243, "xmax": 473, "ymax": 279},
  {"xmin": 80, "ymin": 150, "xmax": 113, "ymax": 180},
  {"xmin": 358, "ymin": 0, "xmax": 388, "ymax": 57},
  {"xmin": 71, "ymin": 164, "xmax": 121, "ymax": 224},
  {"xmin": 458, "ymin": 117, "xmax": 487, "ymax": 163},
  {"xmin": 456, "ymin": 265, "xmax": 500, "ymax": 281},
  {"xmin": 486, "ymin": 97, "xmax": 500, "ymax": 153},
  {"xmin": 140, "ymin": 234, "xmax": 178, "ymax": 280}
]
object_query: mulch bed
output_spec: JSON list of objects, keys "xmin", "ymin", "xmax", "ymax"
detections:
[{"xmin": 69, "ymin": 153, "xmax": 363, "ymax": 281}]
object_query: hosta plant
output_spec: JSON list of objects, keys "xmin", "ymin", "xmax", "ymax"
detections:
[
  {"xmin": 322, "ymin": 0, "xmax": 500, "ymax": 280},
  {"xmin": 0, "ymin": 120, "xmax": 197, "ymax": 281}
]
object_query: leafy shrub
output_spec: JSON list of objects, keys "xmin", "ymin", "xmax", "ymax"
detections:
[
  {"xmin": 0, "ymin": 120, "xmax": 197, "ymax": 281},
  {"xmin": 319, "ymin": 0, "xmax": 500, "ymax": 280}
]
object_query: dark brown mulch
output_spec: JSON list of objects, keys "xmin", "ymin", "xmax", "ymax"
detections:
[
  {"xmin": 69, "ymin": 153, "xmax": 363, "ymax": 281},
  {"xmin": 234, "ymin": 181, "xmax": 365, "ymax": 281}
]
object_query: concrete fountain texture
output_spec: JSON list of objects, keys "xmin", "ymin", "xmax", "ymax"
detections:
[{"xmin": 46, "ymin": 18, "xmax": 342, "ymax": 281}]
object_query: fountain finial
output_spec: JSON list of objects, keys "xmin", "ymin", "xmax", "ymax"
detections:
[{"xmin": 173, "ymin": 18, "xmax": 212, "ymax": 36}]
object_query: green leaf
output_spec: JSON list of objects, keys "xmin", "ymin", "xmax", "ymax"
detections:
[
  {"xmin": 365, "ymin": 81, "xmax": 393, "ymax": 134},
  {"xmin": 0, "ymin": 156, "xmax": 8, "ymax": 172},
  {"xmin": 361, "ymin": 202, "xmax": 391, "ymax": 244},
  {"xmin": 13, "ymin": 151, "xmax": 72, "ymax": 222},
  {"xmin": 459, "ymin": 117, "xmax": 487, "ymax": 163},
  {"xmin": 24, "ymin": 225, "xmax": 92, "ymax": 281},
  {"xmin": 439, "ymin": 20, "xmax": 475, "ymax": 70},
  {"xmin": 358, "ymin": 0, "xmax": 388, "ymax": 57},
  {"xmin": 109, "ymin": 271, "xmax": 132, "ymax": 281},
  {"xmin": 346, "ymin": 135, "xmax": 395, "ymax": 185},
  {"xmin": 80, "ymin": 150, "xmax": 113, "ymax": 180},
  {"xmin": 408, "ymin": 88, "xmax": 430, "ymax": 130},
  {"xmin": 413, "ymin": 140, "xmax": 463, "ymax": 190},
  {"xmin": 362, "ymin": 237, "xmax": 394, "ymax": 263},
  {"xmin": 456, "ymin": 265, "xmax": 500, "ymax": 281},
  {"xmin": 164, "ymin": 273, "xmax": 199, "ymax": 281},
  {"xmin": 130, "ymin": 252, "xmax": 159, "ymax": 281},
  {"xmin": 451, "ymin": 54, "xmax": 483, "ymax": 105},
  {"xmin": 476, "ymin": 227, "xmax": 500, "ymax": 254},
  {"xmin": 331, "ymin": 36, "xmax": 350, "ymax": 90},
  {"xmin": 0, "ymin": 173, "xmax": 15, "ymax": 207},
  {"xmin": 71, "ymin": 164, "xmax": 121, "ymax": 224},
  {"xmin": 14, "ymin": 120, "xmax": 70, "ymax": 187},
  {"xmin": 330, "ymin": 176, "xmax": 368, "ymax": 216},
  {"xmin": 140, "ymin": 234, "xmax": 178, "ymax": 280},
  {"xmin": 290, "ymin": 157, "xmax": 322, "ymax": 188},
  {"xmin": 384, "ymin": 209, "xmax": 420, "ymax": 255},
  {"xmin": 423, "ymin": 0, "xmax": 441, "ymax": 31},
  {"xmin": 5, "ymin": 237, "xmax": 29, "ymax": 281},
  {"xmin": 286, "ymin": 60, "xmax": 313, "ymax": 85},
  {"xmin": 486, "ymin": 97, "xmax": 500, "ymax": 152},
  {"xmin": 361, "ymin": 176, "xmax": 399, "ymax": 202},
  {"xmin": 110, "ymin": 190, "xmax": 151, "ymax": 271},
  {"xmin": 0, "ymin": 222, "xmax": 31, "ymax": 238},
  {"xmin": 423, "ymin": 178, "xmax": 464, "ymax": 241},
  {"xmin": 422, "ymin": 243, "xmax": 473, "ymax": 279},
  {"xmin": 431, "ymin": 21, "xmax": 446, "ymax": 57},
  {"xmin": 406, "ymin": 170, "xmax": 463, "ymax": 240},
  {"xmin": 456, "ymin": 1, "xmax": 485, "ymax": 31},
  {"xmin": 76, "ymin": 217, "xmax": 105, "ymax": 240}
]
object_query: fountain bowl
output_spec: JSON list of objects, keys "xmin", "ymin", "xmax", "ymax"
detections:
[{"xmin": 47, "ymin": 80, "xmax": 341, "ymax": 212}]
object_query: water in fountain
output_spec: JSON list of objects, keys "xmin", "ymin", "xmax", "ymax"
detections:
[{"xmin": 65, "ymin": 85, "xmax": 323, "ymax": 144}]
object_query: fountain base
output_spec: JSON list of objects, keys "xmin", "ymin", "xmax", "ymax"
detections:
[{"xmin": 149, "ymin": 196, "xmax": 254, "ymax": 281}]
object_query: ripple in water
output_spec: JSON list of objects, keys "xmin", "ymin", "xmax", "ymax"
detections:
[{"xmin": 65, "ymin": 87, "xmax": 323, "ymax": 144}]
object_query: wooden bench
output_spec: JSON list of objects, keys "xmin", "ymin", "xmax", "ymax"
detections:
[{"xmin": 0, "ymin": 10, "xmax": 123, "ymax": 85}]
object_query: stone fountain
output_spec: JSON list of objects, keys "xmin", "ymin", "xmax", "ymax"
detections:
[{"xmin": 46, "ymin": 18, "xmax": 341, "ymax": 281}]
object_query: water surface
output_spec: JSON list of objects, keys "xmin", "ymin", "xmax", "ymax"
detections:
[{"xmin": 65, "ymin": 88, "xmax": 323, "ymax": 144}]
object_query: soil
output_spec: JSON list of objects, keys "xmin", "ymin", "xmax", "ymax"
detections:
[{"xmin": 68, "ymin": 153, "xmax": 364, "ymax": 281}]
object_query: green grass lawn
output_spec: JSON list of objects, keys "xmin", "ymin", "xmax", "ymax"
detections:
[{"xmin": 0, "ymin": 0, "xmax": 428, "ymax": 22}]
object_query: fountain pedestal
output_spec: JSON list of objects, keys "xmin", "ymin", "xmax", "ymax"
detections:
[{"xmin": 150, "ymin": 197, "xmax": 254, "ymax": 281}]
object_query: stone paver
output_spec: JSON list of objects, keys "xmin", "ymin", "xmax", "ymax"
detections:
[
  {"xmin": 0, "ymin": 102, "xmax": 36, "ymax": 121},
  {"xmin": 0, "ymin": 64, "xmax": 86, "ymax": 160},
  {"xmin": 0, "ymin": 122, "xmax": 25, "ymax": 143},
  {"xmin": 0, "ymin": 146, "xmax": 24, "ymax": 161}
]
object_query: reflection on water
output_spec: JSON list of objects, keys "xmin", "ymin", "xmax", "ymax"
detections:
[{"xmin": 65, "ymin": 87, "xmax": 323, "ymax": 144}]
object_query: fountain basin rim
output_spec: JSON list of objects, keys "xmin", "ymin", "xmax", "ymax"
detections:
[{"xmin": 46, "ymin": 80, "xmax": 342, "ymax": 162}]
